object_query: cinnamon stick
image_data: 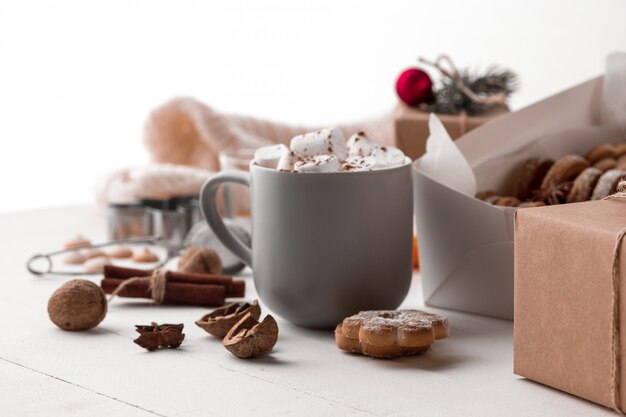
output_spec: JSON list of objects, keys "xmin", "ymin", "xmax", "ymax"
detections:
[
  {"xmin": 101, "ymin": 278, "xmax": 225, "ymax": 307},
  {"xmin": 103, "ymin": 265, "xmax": 245, "ymax": 298}
]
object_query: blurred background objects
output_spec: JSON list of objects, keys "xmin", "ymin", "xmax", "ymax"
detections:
[{"xmin": 1, "ymin": 0, "xmax": 625, "ymax": 212}]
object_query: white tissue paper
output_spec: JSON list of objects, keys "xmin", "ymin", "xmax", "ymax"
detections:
[
  {"xmin": 603, "ymin": 52, "xmax": 626, "ymax": 127},
  {"xmin": 419, "ymin": 113, "xmax": 477, "ymax": 196}
]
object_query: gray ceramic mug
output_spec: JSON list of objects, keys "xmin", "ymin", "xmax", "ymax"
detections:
[{"xmin": 200, "ymin": 162, "xmax": 414, "ymax": 328}]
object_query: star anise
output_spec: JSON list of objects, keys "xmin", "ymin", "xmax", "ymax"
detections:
[
  {"xmin": 134, "ymin": 322, "xmax": 185, "ymax": 351},
  {"xmin": 533, "ymin": 181, "xmax": 573, "ymax": 205}
]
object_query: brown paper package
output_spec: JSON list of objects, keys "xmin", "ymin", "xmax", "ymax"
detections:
[
  {"xmin": 514, "ymin": 200, "xmax": 626, "ymax": 411},
  {"xmin": 393, "ymin": 104, "xmax": 508, "ymax": 160}
]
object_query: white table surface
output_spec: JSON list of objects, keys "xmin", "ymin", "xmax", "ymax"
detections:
[{"xmin": 0, "ymin": 206, "xmax": 615, "ymax": 417}]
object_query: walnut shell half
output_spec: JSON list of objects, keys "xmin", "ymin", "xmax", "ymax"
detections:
[
  {"xmin": 195, "ymin": 300, "xmax": 261, "ymax": 337},
  {"xmin": 223, "ymin": 313, "xmax": 278, "ymax": 359}
]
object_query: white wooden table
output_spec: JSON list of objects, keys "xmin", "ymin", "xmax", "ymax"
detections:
[{"xmin": 0, "ymin": 206, "xmax": 615, "ymax": 416}]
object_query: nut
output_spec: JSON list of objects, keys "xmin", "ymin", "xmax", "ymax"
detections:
[
  {"xmin": 196, "ymin": 300, "xmax": 261, "ymax": 337},
  {"xmin": 47, "ymin": 279, "xmax": 107, "ymax": 331},
  {"xmin": 223, "ymin": 313, "xmax": 278, "ymax": 359},
  {"xmin": 178, "ymin": 246, "xmax": 222, "ymax": 275}
]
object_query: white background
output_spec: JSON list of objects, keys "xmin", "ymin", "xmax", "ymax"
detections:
[{"xmin": 1, "ymin": 0, "xmax": 625, "ymax": 213}]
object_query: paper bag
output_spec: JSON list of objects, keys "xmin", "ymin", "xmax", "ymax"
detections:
[{"xmin": 413, "ymin": 76, "xmax": 615, "ymax": 319}]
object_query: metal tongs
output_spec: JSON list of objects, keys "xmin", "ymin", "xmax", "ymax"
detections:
[
  {"xmin": 26, "ymin": 218, "xmax": 250, "ymax": 276},
  {"xmin": 26, "ymin": 235, "xmax": 171, "ymax": 276}
]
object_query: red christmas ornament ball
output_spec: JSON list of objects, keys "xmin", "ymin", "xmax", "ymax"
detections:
[{"xmin": 395, "ymin": 68, "xmax": 434, "ymax": 106}]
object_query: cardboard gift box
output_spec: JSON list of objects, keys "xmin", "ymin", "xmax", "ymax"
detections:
[
  {"xmin": 514, "ymin": 199, "xmax": 626, "ymax": 412},
  {"xmin": 412, "ymin": 76, "xmax": 626, "ymax": 320},
  {"xmin": 394, "ymin": 104, "xmax": 507, "ymax": 161}
]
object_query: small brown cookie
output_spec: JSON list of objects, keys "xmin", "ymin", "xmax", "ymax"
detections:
[
  {"xmin": 515, "ymin": 159, "xmax": 554, "ymax": 201},
  {"xmin": 106, "ymin": 244, "xmax": 133, "ymax": 259},
  {"xmin": 566, "ymin": 167, "xmax": 603, "ymax": 203},
  {"xmin": 593, "ymin": 158, "xmax": 617, "ymax": 172},
  {"xmin": 63, "ymin": 251, "xmax": 87, "ymax": 265},
  {"xmin": 64, "ymin": 235, "xmax": 92, "ymax": 250},
  {"xmin": 585, "ymin": 144, "xmax": 617, "ymax": 164},
  {"xmin": 335, "ymin": 310, "xmax": 449, "ymax": 359},
  {"xmin": 616, "ymin": 154, "xmax": 626, "ymax": 171},
  {"xmin": 83, "ymin": 257, "xmax": 111, "ymax": 273},
  {"xmin": 591, "ymin": 169, "xmax": 624, "ymax": 200},
  {"xmin": 540, "ymin": 155, "xmax": 589, "ymax": 190},
  {"xmin": 475, "ymin": 190, "xmax": 498, "ymax": 201},
  {"xmin": 81, "ymin": 248, "xmax": 107, "ymax": 260},
  {"xmin": 494, "ymin": 197, "xmax": 520, "ymax": 207},
  {"xmin": 484, "ymin": 195, "xmax": 501, "ymax": 204},
  {"xmin": 517, "ymin": 201, "xmax": 546, "ymax": 208},
  {"xmin": 614, "ymin": 144, "xmax": 626, "ymax": 158},
  {"xmin": 133, "ymin": 248, "xmax": 160, "ymax": 263}
]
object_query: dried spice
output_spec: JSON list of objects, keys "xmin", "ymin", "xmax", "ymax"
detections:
[
  {"xmin": 533, "ymin": 181, "xmax": 573, "ymax": 205},
  {"xmin": 196, "ymin": 300, "xmax": 261, "ymax": 337},
  {"xmin": 134, "ymin": 322, "xmax": 185, "ymax": 351}
]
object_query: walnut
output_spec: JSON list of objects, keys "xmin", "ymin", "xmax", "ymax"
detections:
[
  {"xmin": 47, "ymin": 279, "xmax": 107, "ymax": 331},
  {"xmin": 196, "ymin": 300, "xmax": 261, "ymax": 337},
  {"xmin": 223, "ymin": 313, "xmax": 278, "ymax": 359},
  {"xmin": 178, "ymin": 246, "xmax": 222, "ymax": 275}
]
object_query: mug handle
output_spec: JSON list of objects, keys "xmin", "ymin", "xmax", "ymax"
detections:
[{"xmin": 200, "ymin": 170, "xmax": 253, "ymax": 267}]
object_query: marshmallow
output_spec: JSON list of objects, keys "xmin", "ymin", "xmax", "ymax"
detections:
[
  {"xmin": 347, "ymin": 132, "xmax": 379, "ymax": 157},
  {"xmin": 276, "ymin": 149, "xmax": 301, "ymax": 172},
  {"xmin": 290, "ymin": 128, "xmax": 348, "ymax": 161},
  {"xmin": 343, "ymin": 155, "xmax": 377, "ymax": 172},
  {"xmin": 372, "ymin": 146, "xmax": 406, "ymax": 169},
  {"xmin": 294, "ymin": 155, "xmax": 341, "ymax": 173},
  {"xmin": 254, "ymin": 144, "xmax": 289, "ymax": 169}
]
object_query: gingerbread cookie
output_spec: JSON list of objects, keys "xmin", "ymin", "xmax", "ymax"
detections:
[
  {"xmin": 585, "ymin": 144, "xmax": 617, "ymax": 164},
  {"xmin": 515, "ymin": 158, "xmax": 553, "ymax": 201},
  {"xmin": 593, "ymin": 157, "xmax": 617, "ymax": 172},
  {"xmin": 591, "ymin": 169, "xmax": 624, "ymax": 200},
  {"xmin": 615, "ymin": 144, "xmax": 626, "ymax": 158},
  {"xmin": 617, "ymin": 154, "xmax": 626, "ymax": 171},
  {"xmin": 566, "ymin": 167, "xmax": 603, "ymax": 203},
  {"xmin": 540, "ymin": 155, "xmax": 589, "ymax": 189},
  {"xmin": 335, "ymin": 310, "xmax": 449, "ymax": 359}
]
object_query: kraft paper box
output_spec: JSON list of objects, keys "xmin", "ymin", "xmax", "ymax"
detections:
[
  {"xmin": 514, "ymin": 200, "xmax": 626, "ymax": 412},
  {"xmin": 413, "ymin": 76, "xmax": 625, "ymax": 320},
  {"xmin": 394, "ymin": 104, "xmax": 507, "ymax": 160}
]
